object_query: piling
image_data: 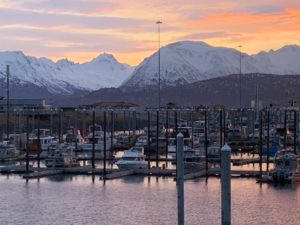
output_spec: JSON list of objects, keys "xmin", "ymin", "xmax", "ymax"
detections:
[
  {"xmin": 284, "ymin": 110, "xmax": 287, "ymax": 148},
  {"xmin": 176, "ymin": 133, "xmax": 184, "ymax": 225},
  {"xmin": 110, "ymin": 110, "xmax": 114, "ymax": 153},
  {"xmin": 205, "ymin": 109, "xmax": 208, "ymax": 174},
  {"xmin": 147, "ymin": 111, "xmax": 151, "ymax": 169},
  {"xmin": 92, "ymin": 110, "xmax": 95, "ymax": 169},
  {"xmin": 58, "ymin": 109, "xmax": 62, "ymax": 143},
  {"xmin": 165, "ymin": 110, "xmax": 169, "ymax": 166},
  {"xmin": 123, "ymin": 110, "xmax": 126, "ymax": 134},
  {"xmin": 103, "ymin": 111, "xmax": 107, "ymax": 180},
  {"xmin": 294, "ymin": 110, "xmax": 297, "ymax": 154},
  {"xmin": 267, "ymin": 110, "xmax": 270, "ymax": 172},
  {"xmin": 259, "ymin": 111, "xmax": 263, "ymax": 178},
  {"xmin": 221, "ymin": 144, "xmax": 231, "ymax": 225},
  {"xmin": 220, "ymin": 110, "xmax": 223, "ymax": 162},
  {"xmin": 37, "ymin": 111, "xmax": 41, "ymax": 168},
  {"xmin": 6, "ymin": 65, "xmax": 10, "ymax": 139},
  {"xmin": 156, "ymin": 110, "xmax": 159, "ymax": 168},
  {"xmin": 26, "ymin": 114, "xmax": 29, "ymax": 173},
  {"xmin": 50, "ymin": 109, "xmax": 53, "ymax": 135},
  {"xmin": 75, "ymin": 109, "xmax": 78, "ymax": 150}
]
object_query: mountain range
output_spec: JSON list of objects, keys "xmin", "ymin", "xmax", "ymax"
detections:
[
  {"xmin": 122, "ymin": 41, "xmax": 300, "ymax": 88},
  {"xmin": 1, "ymin": 41, "xmax": 300, "ymax": 106},
  {"xmin": 0, "ymin": 51, "xmax": 133, "ymax": 96}
]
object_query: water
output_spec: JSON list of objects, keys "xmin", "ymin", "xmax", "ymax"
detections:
[{"xmin": 0, "ymin": 174, "xmax": 300, "ymax": 225}]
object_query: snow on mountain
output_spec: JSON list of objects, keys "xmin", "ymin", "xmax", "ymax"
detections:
[
  {"xmin": 0, "ymin": 51, "xmax": 134, "ymax": 95},
  {"xmin": 122, "ymin": 41, "xmax": 300, "ymax": 88},
  {"xmin": 253, "ymin": 45, "xmax": 300, "ymax": 74}
]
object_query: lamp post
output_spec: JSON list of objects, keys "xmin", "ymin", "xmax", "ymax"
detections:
[{"xmin": 156, "ymin": 21, "xmax": 162, "ymax": 109}]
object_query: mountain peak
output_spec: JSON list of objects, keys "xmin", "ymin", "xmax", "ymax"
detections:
[
  {"xmin": 277, "ymin": 44, "xmax": 300, "ymax": 52},
  {"xmin": 56, "ymin": 58, "xmax": 75, "ymax": 67},
  {"xmin": 92, "ymin": 53, "xmax": 117, "ymax": 63}
]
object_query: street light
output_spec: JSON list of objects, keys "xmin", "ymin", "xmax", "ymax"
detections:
[{"xmin": 156, "ymin": 20, "xmax": 162, "ymax": 109}]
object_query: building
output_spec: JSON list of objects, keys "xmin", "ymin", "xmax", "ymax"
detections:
[
  {"xmin": 79, "ymin": 101, "xmax": 139, "ymax": 110},
  {"xmin": 0, "ymin": 99, "xmax": 46, "ymax": 112}
]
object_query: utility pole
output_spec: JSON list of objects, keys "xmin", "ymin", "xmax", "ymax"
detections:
[{"xmin": 6, "ymin": 65, "xmax": 10, "ymax": 139}]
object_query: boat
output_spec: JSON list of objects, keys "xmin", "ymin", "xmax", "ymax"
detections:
[
  {"xmin": 168, "ymin": 138, "xmax": 200, "ymax": 162},
  {"xmin": 115, "ymin": 146, "xmax": 148, "ymax": 170},
  {"xmin": 0, "ymin": 140, "xmax": 20, "ymax": 161},
  {"xmin": 78, "ymin": 124, "xmax": 116, "ymax": 154},
  {"xmin": 135, "ymin": 135, "xmax": 148, "ymax": 146},
  {"xmin": 45, "ymin": 144, "xmax": 79, "ymax": 168},
  {"xmin": 267, "ymin": 149, "xmax": 300, "ymax": 183},
  {"xmin": 27, "ymin": 129, "xmax": 57, "ymax": 157},
  {"xmin": 64, "ymin": 126, "xmax": 84, "ymax": 144}
]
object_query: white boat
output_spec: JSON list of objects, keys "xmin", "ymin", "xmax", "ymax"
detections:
[
  {"xmin": 267, "ymin": 149, "xmax": 300, "ymax": 183},
  {"xmin": 64, "ymin": 126, "xmax": 84, "ymax": 144},
  {"xmin": 135, "ymin": 135, "xmax": 148, "ymax": 146},
  {"xmin": 45, "ymin": 144, "xmax": 79, "ymax": 168},
  {"xmin": 28, "ymin": 129, "xmax": 57, "ymax": 157},
  {"xmin": 115, "ymin": 146, "xmax": 148, "ymax": 170},
  {"xmin": 0, "ymin": 140, "xmax": 20, "ymax": 160},
  {"xmin": 78, "ymin": 124, "xmax": 116, "ymax": 154},
  {"xmin": 167, "ymin": 137, "xmax": 200, "ymax": 162}
]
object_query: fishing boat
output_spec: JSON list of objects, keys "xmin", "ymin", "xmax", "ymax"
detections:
[
  {"xmin": 78, "ymin": 124, "xmax": 116, "ymax": 154},
  {"xmin": 115, "ymin": 146, "xmax": 147, "ymax": 170},
  {"xmin": 45, "ymin": 144, "xmax": 79, "ymax": 168},
  {"xmin": 135, "ymin": 135, "xmax": 148, "ymax": 146},
  {"xmin": 0, "ymin": 140, "xmax": 20, "ymax": 161},
  {"xmin": 27, "ymin": 129, "xmax": 57, "ymax": 157},
  {"xmin": 267, "ymin": 149, "xmax": 300, "ymax": 183}
]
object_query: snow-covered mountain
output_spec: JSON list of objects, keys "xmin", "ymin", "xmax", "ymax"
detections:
[
  {"xmin": 0, "ymin": 51, "xmax": 134, "ymax": 95},
  {"xmin": 122, "ymin": 41, "xmax": 300, "ymax": 88}
]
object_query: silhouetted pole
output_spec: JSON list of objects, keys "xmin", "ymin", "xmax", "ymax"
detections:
[
  {"xmin": 110, "ymin": 110, "xmax": 114, "ymax": 153},
  {"xmin": 191, "ymin": 111, "xmax": 194, "ymax": 148},
  {"xmin": 103, "ymin": 111, "xmax": 107, "ymax": 179},
  {"xmin": 58, "ymin": 109, "xmax": 62, "ymax": 143},
  {"xmin": 294, "ymin": 110, "xmax": 298, "ymax": 154},
  {"xmin": 176, "ymin": 133, "xmax": 184, "ymax": 225},
  {"xmin": 220, "ymin": 110, "xmax": 223, "ymax": 163},
  {"xmin": 165, "ymin": 110, "xmax": 169, "ymax": 166},
  {"xmin": 92, "ymin": 110, "xmax": 95, "ymax": 169},
  {"xmin": 147, "ymin": 111, "xmax": 151, "ymax": 169},
  {"xmin": 267, "ymin": 110, "xmax": 270, "ymax": 172},
  {"xmin": 156, "ymin": 20, "xmax": 162, "ymax": 109},
  {"xmin": 259, "ymin": 111, "xmax": 263, "ymax": 178},
  {"xmin": 26, "ymin": 113, "xmax": 29, "ymax": 173},
  {"xmin": 205, "ymin": 109, "xmax": 208, "ymax": 174},
  {"xmin": 284, "ymin": 110, "xmax": 287, "ymax": 148},
  {"xmin": 156, "ymin": 110, "xmax": 159, "ymax": 168},
  {"xmin": 6, "ymin": 65, "xmax": 10, "ymax": 139},
  {"xmin": 223, "ymin": 110, "xmax": 226, "ymax": 143},
  {"xmin": 75, "ymin": 109, "xmax": 78, "ymax": 150},
  {"xmin": 221, "ymin": 144, "xmax": 231, "ymax": 225},
  {"xmin": 123, "ymin": 110, "xmax": 126, "ymax": 134},
  {"xmin": 37, "ymin": 111, "xmax": 41, "ymax": 169},
  {"xmin": 238, "ymin": 45, "xmax": 242, "ymax": 110}
]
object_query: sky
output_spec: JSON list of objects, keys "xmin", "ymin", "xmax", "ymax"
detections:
[{"xmin": 1, "ymin": 0, "xmax": 300, "ymax": 65}]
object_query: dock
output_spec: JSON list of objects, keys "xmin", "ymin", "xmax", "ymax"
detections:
[{"xmin": 23, "ymin": 169, "xmax": 63, "ymax": 179}]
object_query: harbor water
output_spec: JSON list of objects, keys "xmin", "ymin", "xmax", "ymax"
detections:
[{"xmin": 0, "ymin": 174, "xmax": 300, "ymax": 225}]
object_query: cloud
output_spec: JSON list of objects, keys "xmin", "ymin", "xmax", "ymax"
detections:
[
  {"xmin": 8, "ymin": 0, "xmax": 119, "ymax": 13},
  {"xmin": 173, "ymin": 32, "xmax": 241, "ymax": 41}
]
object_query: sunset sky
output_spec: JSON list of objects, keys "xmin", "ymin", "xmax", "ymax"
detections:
[{"xmin": 1, "ymin": 0, "xmax": 300, "ymax": 65}]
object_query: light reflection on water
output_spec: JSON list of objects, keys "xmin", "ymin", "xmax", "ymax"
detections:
[{"xmin": 0, "ymin": 174, "xmax": 300, "ymax": 225}]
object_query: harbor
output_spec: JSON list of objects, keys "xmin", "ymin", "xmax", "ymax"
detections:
[{"xmin": 1, "ymin": 106, "xmax": 299, "ymax": 182}]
